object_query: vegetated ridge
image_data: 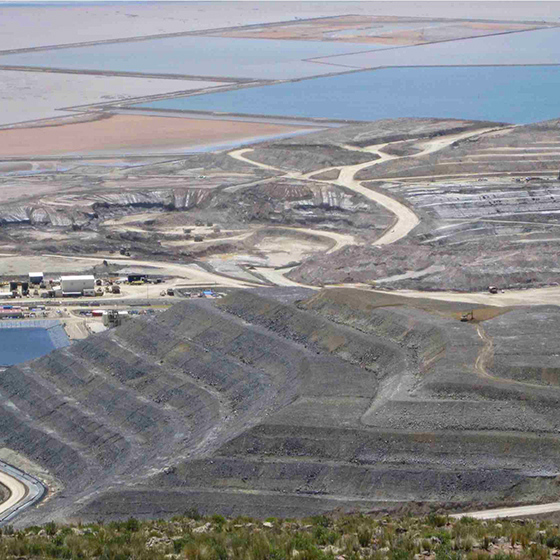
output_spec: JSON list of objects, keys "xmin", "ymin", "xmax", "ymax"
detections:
[{"xmin": 3, "ymin": 511, "xmax": 560, "ymax": 560}]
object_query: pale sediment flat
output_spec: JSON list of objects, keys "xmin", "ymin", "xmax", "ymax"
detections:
[
  {"xmin": 211, "ymin": 17, "xmax": 545, "ymax": 45},
  {"xmin": 0, "ymin": 114, "xmax": 313, "ymax": 157},
  {"xmin": 0, "ymin": 70, "xmax": 225, "ymax": 127},
  {"xmin": 0, "ymin": 2, "xmax": 359, "ymax": 52},
  {"xmin": 1, "ymin": 2, "xmax": 559, "ymax": 53},
  {"xmin": 312, "ymin": 27, "xmax": 560, "ymax": 69}
]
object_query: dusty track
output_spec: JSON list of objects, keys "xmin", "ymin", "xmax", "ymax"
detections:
[
  {"xmin": 0, "ymin": 470, "xmax": 26, "ymax": 519},
  {"xmin": 371, "ymin": 285, "xmax": 560, "ymax": 308},
  {"xmin": 0, "ymin": 460, "xmax": 45, "ymax": 525},
  {"xmin": 42, "ymin": 254, "xmax": 261, "ymax": 289},
  {"xmin": 229, "ymin": 147, "xmax": 419, "ymax": 246},
  {"xmin": 473, "ymin": 324, "xmax": 557, "ymax": 391},
  {"xmin": 229, "ymin": 127, "xmax": 512, "ymax": 287},
  {"xmin": 452, "ymin": 502, "xmax": 560, "ymax": 520},
  {"xmin": 230, "ymin": 127, "xmax": 501, "ymax": 248}
]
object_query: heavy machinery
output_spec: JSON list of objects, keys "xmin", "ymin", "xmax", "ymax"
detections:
[{"xmin": 460, "ymin": 310, "xmax": 474, "ymax": 322}]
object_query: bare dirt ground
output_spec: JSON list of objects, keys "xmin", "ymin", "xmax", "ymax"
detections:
[
  {"xmin": 279, "ymin": 119, "xmax": 560, "ymax": 293},
  {"xmin": 0, "ymin": 114, "xmax": 313, "ymax": 157},
  {"xmin": 3, "ymin": 117, "xmax": 560, "ymax": 296}
]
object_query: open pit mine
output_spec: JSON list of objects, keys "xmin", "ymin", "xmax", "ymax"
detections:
[
  {"xmin": 2, "ymin": 114, "xmax": 560, "ymax": 527},
  {"xmin": 2, "ymin": 1, "xmax": 560, "ymax": 531},
  {"xmin": 3, "ymin": 287, "xmax": 560, "ymax": 526}
]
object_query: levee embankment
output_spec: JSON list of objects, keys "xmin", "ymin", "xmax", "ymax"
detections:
[{"xmin": 3, "ymin": 289, "xmax": 560, "ymax": 524}]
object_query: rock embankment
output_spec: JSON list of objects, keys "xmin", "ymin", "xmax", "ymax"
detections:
[{"xmin": 4, "ymin": 289, "xmax": 560, "ymax": 524}]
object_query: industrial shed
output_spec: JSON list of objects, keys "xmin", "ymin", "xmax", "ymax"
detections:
[
  {"xmin": 60, "ymin": 275, "xmax": 95, "ymax": 295},
  {"xmin": 29, "ymin": 272, "xmax": 44, "ymax": 285}
]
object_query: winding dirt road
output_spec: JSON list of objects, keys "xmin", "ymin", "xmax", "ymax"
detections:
[
  {"xmin": 230, "ymin": 127, "xmax": 501, "ymax": 249},
  {"xmin": 229, "ymin": 146, "xmax": 420, "ymax": 246},
  {"xmin": 0, "ymin": 460, "xmax": 46, "ymax": 525},
  {"xmin": 0, "ymin": 470, "xmax": 26, "ymax": 518},
  {"xmin": 334, "ymin": 160, "xmax": 419, "ymax": 245}
]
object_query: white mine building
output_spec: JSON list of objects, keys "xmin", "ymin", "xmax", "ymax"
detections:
[{"xmin": 60, "ymin": 275, "xmax": 95, "ymax": 296}]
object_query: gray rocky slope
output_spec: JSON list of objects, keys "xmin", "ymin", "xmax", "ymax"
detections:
[{"xmin": 3, "ymin": 288, "xmax": 560, "ymax": 524}]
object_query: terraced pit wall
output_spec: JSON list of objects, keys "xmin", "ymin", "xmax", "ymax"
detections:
[{"xmin": 3, "ymin": 290, "xmax": 560, "ymax": 524}]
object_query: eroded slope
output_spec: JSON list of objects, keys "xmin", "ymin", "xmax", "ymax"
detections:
[{"xmin": 4, "ymin": 289, "xmax": 560, "ymax": 524}]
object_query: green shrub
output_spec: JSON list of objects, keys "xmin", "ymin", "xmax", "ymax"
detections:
[
  {"xmin": 357, "ymin": 526, "xmax": 372, "ymax": 548},
  {"xmin": 269, "ymin": 547, "xmax": 288, "ymax": 560},
  {"xmin": 311, "ymin": 515, "xmax": 331, "ymax": 528},
  {"xmin": 313, "ymin": 526, "xmax": 338, "ymax": 546},
  {"xmin": 124, "ymin": 517, "xmax": 140, "ymax": 532},
  {"xmin": 250, "ymin": 533, "xmax": 271, "ymax": 560},
  {"xmin": 546, "ymin": 534, "xmax": 560, "ymax": 548},
  {"xmin": 428, "ymin": 514, "xmax": 448, "ymax": 528},
  {"xmin": 391, "ymin": 549, "xmax": 412, "ymax": 560},
  {"xmin": 527, "ymin": 544, "xmax": 549, "ymax": 560},
  {"xmin": 434, "ymin": 544, "xmax": 462, "ymax": 560},
  {"xmin": 185, "ymin": 507, "xmax": 202, "ymax": 521},
  {"xmin": 174, "ymin": 536, "xmax": 193, "ymax": 553},
  {"xmin": 292, "ymin": 532, "xmax": 315, "ymax": 551},
  {"xmin": 53, "ymin": 534, "xmax": 65, "ymax": 546}
]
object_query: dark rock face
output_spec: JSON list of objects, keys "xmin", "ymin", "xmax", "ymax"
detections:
[{"xmin": 4, "ymin": 289, "xmax": 560, "ymax": 525}]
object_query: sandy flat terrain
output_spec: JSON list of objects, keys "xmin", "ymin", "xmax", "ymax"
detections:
[
  {"xmin": 0, "ymin": 114, "xmax": 312, "ymax": 157},
  {"xmin": 0, "ymin": 70, "xmax": 224, "ymax": 127},
  {"xmin": 1, "ymin": 3, "xmax": 559, "ymax": 52},
  {"xmin": 255, "ymin": 236, "xmax": 330, "ymax": 267},
  {"xmin": 213, "ymin": 16, "xmax": 543, "ymax": 45},
  {"xmin": 312, "ymin": 26, "xmax": 560, "ymax": 70}
]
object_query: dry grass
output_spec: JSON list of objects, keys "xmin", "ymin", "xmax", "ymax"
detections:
[{"xmin": 1, "ymin": 513, "xmax": 560, "ymax": 560}]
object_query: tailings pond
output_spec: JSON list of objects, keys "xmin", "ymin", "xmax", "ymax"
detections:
[
  {"xmin": 0, "ymin": 320, "xmax": 70, "ymax": 366},
  {"xmin": 0, "ymin": 37, "xmax": 368, "ymax": 80},
  {"xmin": 136, "ymin": 65, "xmax": 560, "ymax": 124}
]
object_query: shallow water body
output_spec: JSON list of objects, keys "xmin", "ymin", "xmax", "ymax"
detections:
[
  {"xmin": 0, "ymin": 322, "xmax": 70, "ymax": 366},
  {"xmin": 0, "ymin": 36, "xmax": 371, "ymax": 80},
  {"xmin": 137, "ymin": 65, "xmax": 560, "ymax": 124},
  {"xmin": 314, "ymin": 27, "xmax": 560, "ymax": 69}
]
